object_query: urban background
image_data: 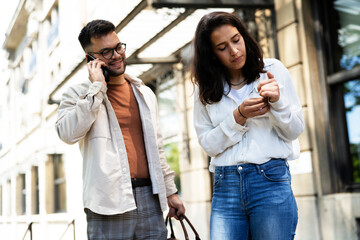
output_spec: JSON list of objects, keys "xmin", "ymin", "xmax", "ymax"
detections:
[{"xmin": 0, "ymin": 0, "xmax": 359, "ymax": 239}]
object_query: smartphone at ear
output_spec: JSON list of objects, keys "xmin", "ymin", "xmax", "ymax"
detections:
[{"xmin": 86, "ymin": 54, "xmax": 110, "ymax": 82}]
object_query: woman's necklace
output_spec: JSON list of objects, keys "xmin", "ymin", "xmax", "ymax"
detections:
[{"xmin": 230, "ymin": 78, "xmax": 246, "ymax": 86}]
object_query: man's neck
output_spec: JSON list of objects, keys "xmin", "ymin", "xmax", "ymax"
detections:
[{"xmin": 108, "ymin": 74, "xmax": 126, "ymax": 85}]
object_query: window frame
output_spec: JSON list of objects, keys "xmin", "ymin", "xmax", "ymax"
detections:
[
  {"xmin": 31, "ymin": 166, "xmax": 40, "ymax": 215},
  {"xmin": 315, "ymin": 0, "xmax": 360, "ymax": 192},
  {"xmin": 46, "ymin": 154, "xmax": 67, "ymax": 213},
  {"xmin": 53, "ymin": 154, "xmax": 66, "ymax": 213},
  {"xmin": 16, "ymin": 173, "xmax": 26, "ymax": 215},
  {"xmin": 0, "ymin": 185, "xmax": 2, "ymax": 216}
]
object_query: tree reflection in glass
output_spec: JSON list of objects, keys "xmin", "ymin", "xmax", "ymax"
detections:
[{"xmin": 344, "ymin": 79, "xmax": 360, "ymax": 183}]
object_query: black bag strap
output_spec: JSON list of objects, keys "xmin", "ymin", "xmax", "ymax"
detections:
[
  {"xmin": 165, "ymin": 215, "xmax": 201, "ymax": 240},
  {"xmin": 180, "ymin": 215, "xmax": 200, "ymax": 240},
  {"xmin": 165, "ymin": 216, "xmax": 176, "ymax": 239}
]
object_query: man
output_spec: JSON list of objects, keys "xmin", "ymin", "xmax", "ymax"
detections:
[{"xmin": 56, "ymin": 19, "xmax": 185, "ymax": 239}]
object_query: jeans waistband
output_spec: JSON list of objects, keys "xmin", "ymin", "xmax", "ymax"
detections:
[
  {"xmin": 214, "ymin": 159, "xmax": 287, "ymax": 175},
  {"xmin": 131, "ymin": 178, "xmax": 152, "ymax": 188}
]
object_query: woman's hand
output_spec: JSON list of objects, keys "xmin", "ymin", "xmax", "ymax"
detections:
[
  {"xmin": 234, "ymin": 72, "xmax": 278, "ymax": 124},
  {"xmin": 234, "ymin": 97, "xmax": 269, "ymax": 125},
  {"xmin": 257, "ymin": 71, "xmax": 280, "ymax": 103},
  {"xmin": 241, "ymin": 97, "xmax": 270, "ymax": 118}
]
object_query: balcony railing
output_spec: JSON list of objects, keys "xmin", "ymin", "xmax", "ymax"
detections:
[
  {"xmin": 22, "ymin": 222, "xmax": 33, "ymax": 240},
  {"xmin": 21, "ymin": 220, "xmax": 76, "ymax": 240},
  {"xmin": 59, "ymin": 219, "xmax": 76, "ymax": 240}
]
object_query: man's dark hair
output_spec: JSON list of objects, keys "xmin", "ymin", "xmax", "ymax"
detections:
[
  {"xmin": 78, "ymin": 20, "xmax": 115, "ymax": 51},
  {"xmin": 192, "ymin": 12, "xmax": 265, "ymax": 105}
]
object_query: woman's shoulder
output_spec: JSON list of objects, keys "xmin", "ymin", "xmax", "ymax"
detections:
[
  {"xmin": 263, "ymin": 58, "xmax": 284, "ymax": 68},
  {"xmin": 263, "ymin": 58, "xmax": 288, "ymax": 73}
]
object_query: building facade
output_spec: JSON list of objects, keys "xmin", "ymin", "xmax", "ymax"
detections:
[{"xmin": 0, "ymin": 0, "xmax": 359, "ymax": 239}]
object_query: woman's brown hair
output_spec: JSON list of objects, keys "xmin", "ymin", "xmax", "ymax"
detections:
[{"xmin": 192, "ymin": 11, "xmax": 265, "ymax": 105}]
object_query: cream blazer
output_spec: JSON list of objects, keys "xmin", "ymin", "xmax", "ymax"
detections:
[{"xmin": 56, "ymin": 74, "xmax": 177, "ymax": 214}]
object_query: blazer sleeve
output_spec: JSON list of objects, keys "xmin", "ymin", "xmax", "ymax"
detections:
[{"xmin": 55, "ymin": 81, "xmax": 107, "ymax": 144}]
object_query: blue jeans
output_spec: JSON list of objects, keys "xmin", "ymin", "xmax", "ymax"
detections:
[{"xmin": 210, "ymin": 159, "xmax": 298, "ymax": 240}]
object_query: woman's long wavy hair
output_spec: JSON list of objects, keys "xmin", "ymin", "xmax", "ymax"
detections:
[{"xmin": 192, "ymin": 11, "xmax": 265, "ymax": 105}]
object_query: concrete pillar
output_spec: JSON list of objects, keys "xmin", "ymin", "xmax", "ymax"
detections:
[{"xmin": 274, "ymin": 0, "xmax": 323, "ymax": 239}]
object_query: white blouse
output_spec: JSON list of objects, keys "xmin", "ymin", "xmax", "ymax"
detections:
[{"xmin": 193, "ymin": 58, "xmax": 305, "ymax": 172}]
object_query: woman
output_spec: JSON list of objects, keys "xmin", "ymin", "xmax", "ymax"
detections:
[{"xmin": 192, "ymin": 12, "xmax": 304, "ymax": 240}]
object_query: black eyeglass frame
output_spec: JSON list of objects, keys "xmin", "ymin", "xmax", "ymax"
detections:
[{"xmin": 87, "ymin": 42, "xmax": 126, "ymax": 59}]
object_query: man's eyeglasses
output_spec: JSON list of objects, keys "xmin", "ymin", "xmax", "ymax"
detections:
[{"xmin": 87, "ymin": 42, "xmax": 126, "ymax": 59}]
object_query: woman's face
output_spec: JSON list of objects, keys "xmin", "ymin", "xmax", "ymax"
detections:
[{"xmin": 210, "ymin": 24, "xmax": 246, "ymax": 74}]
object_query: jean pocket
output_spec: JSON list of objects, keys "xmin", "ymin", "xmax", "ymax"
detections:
[{"xmin": 261, "ymin": 164, "xmax": 290, "ymax": 182}]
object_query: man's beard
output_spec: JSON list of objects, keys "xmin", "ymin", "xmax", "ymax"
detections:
[{"xmin": 108, "ymin": 59, "xmax": 126, "ymax": 76}]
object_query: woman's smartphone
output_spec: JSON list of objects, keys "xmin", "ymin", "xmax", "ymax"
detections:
[{"xmin": 86, "ymin": 54, "xmax": 110, "ymax": 82}]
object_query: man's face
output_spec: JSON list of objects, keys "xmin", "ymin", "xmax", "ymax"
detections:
[{"xmin": 88, "ymin": 31, "xmax": 126, "ymax": 76}]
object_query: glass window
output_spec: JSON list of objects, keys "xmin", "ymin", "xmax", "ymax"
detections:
[
  {"xmin": 6, "ymin": 180, "xmax": 11, "ymax": 217},
  {"xmin": 323, "ymin": 0, "xmax": 360, "ymax": 190},
  {"xmin": 0, "ymin": 186, "xmax": 2, "ymax": 216},
  {"xmin": 16, "ymin": 174, "xmax": 26, "ymax": 215},
  {"xmin": 29, "ymin": 41, "xmax": 38, "ymax": 75},
  {"xmin": 47, "ymin": 5, "xmax": 59, "ymax": 48},
  {"xmin": 236, "ymin": 8, "xmax": 276, "ymax": 58},
  {"xmin": 31, "ymin": 166, "xmax": 39, "ymax": 214},
  {"xmin": 46, "ymin": 154, "xmax": 66, "ymax": 213},
  {"xmin": 344, "ymin": 79, "xmax": 360, "ymax": 183},
  {"xmin": 54, "ymin": 154, "xmax": 66, "ymax": 212},
  {"xmin": 334, "ymin": 0, "xmax": 360, "ymax": 71},
  {"xmin": 156, "ymin": 71, "xmax": 182, "ymax": 193},
  {"xmin": 21, "ymin": 174, "xmax": 26, "ymax": 214}
]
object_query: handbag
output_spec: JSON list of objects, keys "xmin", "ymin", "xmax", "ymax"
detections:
[{"xmin": 165, "ymin": 214, "xmax": 201, "ymax": 240}]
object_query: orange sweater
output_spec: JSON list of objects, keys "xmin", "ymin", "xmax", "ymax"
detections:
[{"xmin": 107, "ymin": 80, "xmax": 150, "ymax": 178}]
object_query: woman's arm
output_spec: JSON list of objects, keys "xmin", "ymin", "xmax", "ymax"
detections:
[
  {"xmin": 193, "ymin": 88, "xmax": 248, "ymax": 157},
  {"xmin": 267, "ymin": 60, "xmax": 305, "ymax": 141}
]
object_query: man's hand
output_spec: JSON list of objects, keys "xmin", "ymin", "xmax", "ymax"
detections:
[
  {"xmin": 167, "ymin": 193, "xmax": 185, "ymax": 220},
  {"xmin": 86, "ymin": 57, "xmax": 107, "ymax": 85},
  {"xmin": 257, "ymin": 71, "xmax": 280, "ymax": 103}
]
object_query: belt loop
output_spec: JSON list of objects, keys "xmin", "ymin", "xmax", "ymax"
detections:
[{"xmin": 255, "ymin": 165, "xmax": 262, "ymax": 175}]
